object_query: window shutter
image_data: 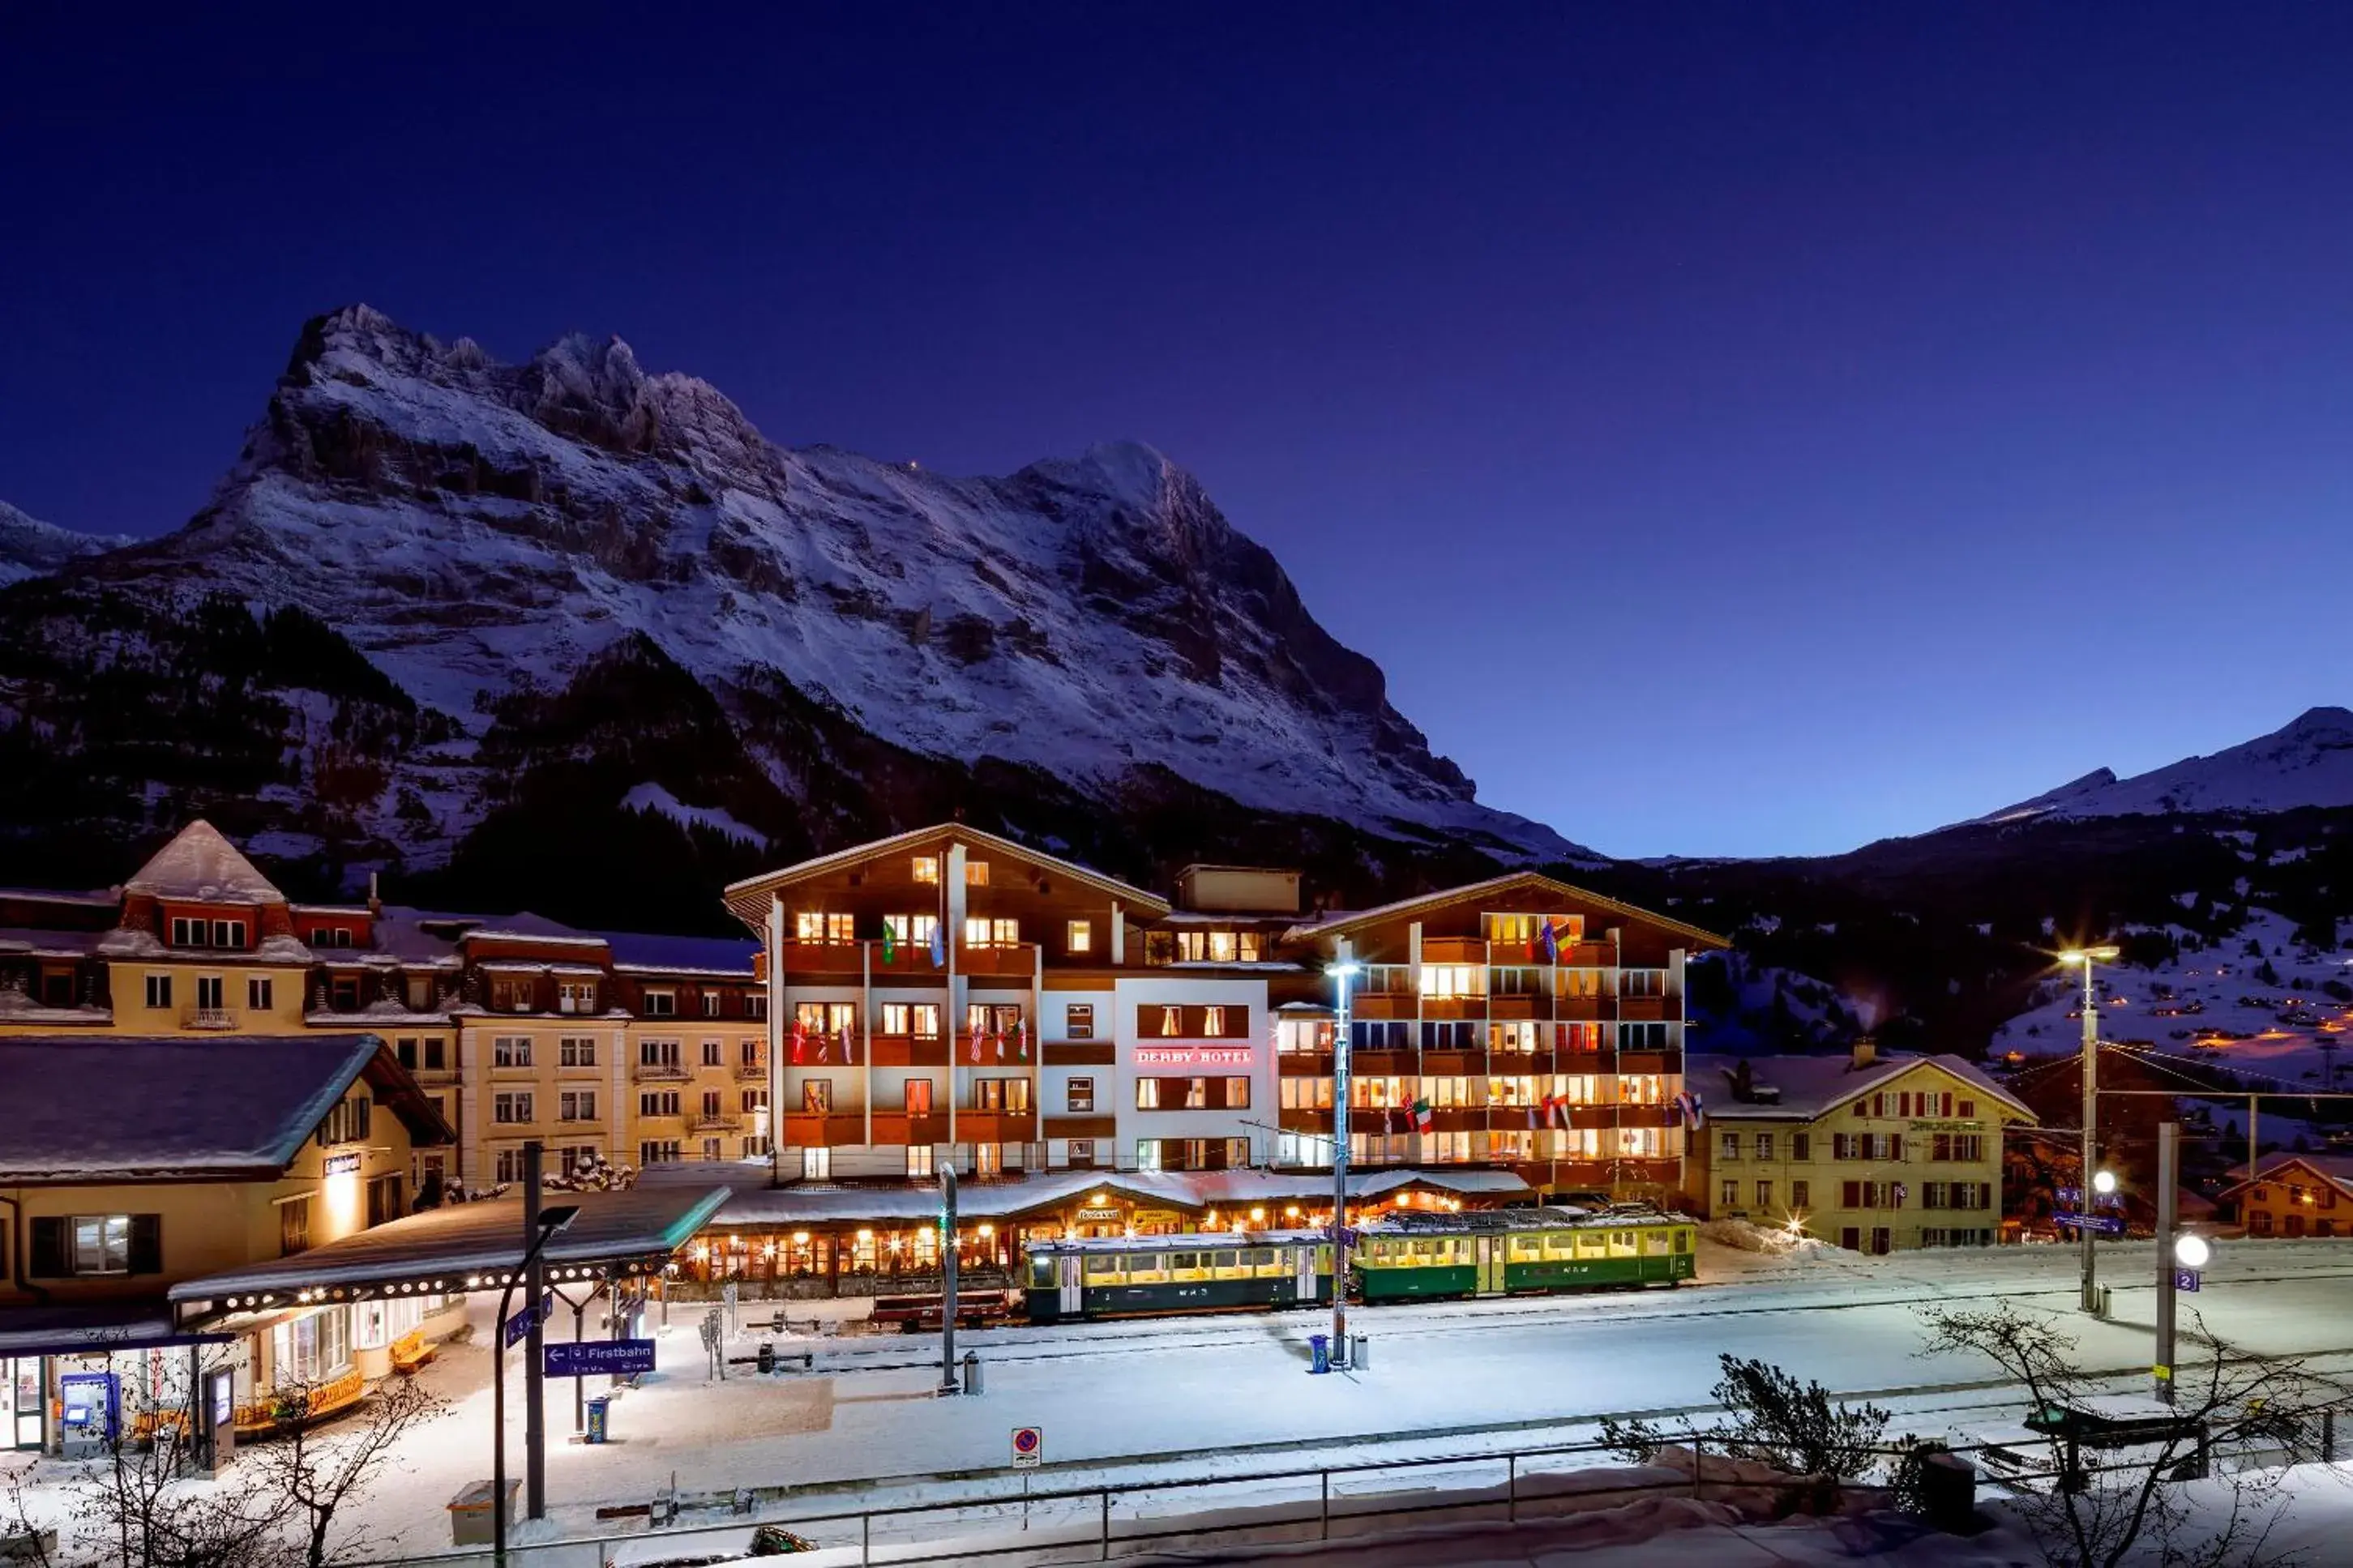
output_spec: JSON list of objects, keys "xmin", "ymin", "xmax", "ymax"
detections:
[
  {"xmin": 1842, "ymin": 1181, "xmax": 1859, "ymax": 1208},
  {"xmin": 30, "ymin": 1216, "xmax": 66, "ymax": 1276},
  {"xmin": 129, "ymin": 1213, "xmax": 163, "ymax": 1275}
]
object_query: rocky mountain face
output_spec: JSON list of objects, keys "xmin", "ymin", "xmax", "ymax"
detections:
[
  {"xmin": 1977, "ymin": 707, "xmax": 2353, "ymax": 823},
  {"xmin": 0, "ymin": 502, "xmax": 129, "ymax": 587},
  {"xmin": 0, "ymin": 305, "xmax": 1575, "ymax": 924}
]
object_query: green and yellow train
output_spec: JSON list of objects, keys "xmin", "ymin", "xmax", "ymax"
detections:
[{"xmin": 1021, "ymin": 1205, "xmax": 1695, "ymax": 1324}]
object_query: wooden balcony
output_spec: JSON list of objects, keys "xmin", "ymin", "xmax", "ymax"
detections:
[
  {"xmin": 1350, "ymin": 1049, "xmax": 1414, "ymax": 1076},
  {"xmin": 1618, "ymin": 996, "xmax": 1673, "ymax": 1023},
  {"xmin": 1619, "ymin": 1050, "xmax": 1678, "ymax": 1075},
  {"xmin": 869, "ymin": 943, "xmax": 948, "ymax": 980},
  {"xmin": 1488, "ymin": 994, "xmax": 1539, "ymax": 1021},
  {"xmin": 1421, "ymin": 1049, "xmax": 1483, "ymax": 1077},
  {"xmin": 955, "ymin": 1109, "xmax": 1037, "ymax": 1143},
  {"xmin": 1276, "ymin": 1050, "xmax": 1334, "ymax": 1075},
  {"xmin": 783, "ymin": 1112, "xmax": 877, "ymax": 1147},
  {"xmin": 1422, "ymin": 936, "xmax": 1487, "ymax": 964},
  {"xmin": 1428, "ymin": 1107, "xmax": 1485, "ymax": 1134},
  {"xmin": 1422, "ymin": 997, "xmax": 1486, "ymax": 1022},
  {"xmin": 1553, "ymin": 995, "xmax": 1609, "ymax": 1022},
  {"xmin": 869, "ymin": 1034, "xmax": 950, "ymax": 1067},
  {"xmin": 956, "ymin": 943, "xmax": 1038, "ymax": 978},
  {"xmin": 1487, "ymin": 939, "xmax": 1538, "ymax": 965},
  {"xmin": 1565, "ymin": 942, "xmax": 1616, "ymax": 967},
  {"xmin": 1617, "ymin": 1102, "xmax": 1673, "ymax": 1129},
  {"xmin": 1350, "ymin": 993, "xmax": 1410, "ymax": 1021},
  {"xmin": 1043, "ymin": 1040, "xmax": 1115, "ymax": 1066},
  {"xmin": 1277, "ymin": 1108, "xmax": 1328, "ymax": 1133},
  {"xmin": 776, "ymin": 942, "xmax": 864, "ymax": 976},
  {"xmin": 1044, "ymin": 1114, "xmax": 1116, "ymax": 1140}
]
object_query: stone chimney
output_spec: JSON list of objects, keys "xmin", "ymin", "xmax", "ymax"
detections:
[{"xmin": 1850, "ymin": 1036, "xmax": 1878, "ymax": 1070}]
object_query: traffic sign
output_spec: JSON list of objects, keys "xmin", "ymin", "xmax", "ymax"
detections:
[
  {"xmin": 1011, "ymin": 1425, "xmax": 1043, "ymax": 1468},
  {"xmin": 545, "ymin": 1338, "xmax": 657, "ymax": 1378},
  {"xmin": 2056, "ymin": 1186, "xmax": 2083, "ymax": 1205},
  {"xmin": 2175, "ymin": 1269, "xmax": 2201, "ymax": 1294},
  {"xmin": 2053, "ymin": 1212, "xmax": 2124, "ymax": 1237},
  {"xmin": 503, "ymin": 1292, "xmax": 554, "ymax": 1348}
]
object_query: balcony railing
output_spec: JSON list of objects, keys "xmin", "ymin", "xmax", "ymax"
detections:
[
  {"xmin": 690, "ymin": 1113, "xmax": 738, "ymax": 1132},
  {"xmin": 734, "ymin": 1060, "xmax": 768, "ymax": 1080},
  {"xmin": 631, "ymin": 1062, "xmax": 691, "ymax": 1083},
  {"xmin": 182, "ymin": 1006, "xmax": 236, "ymax": 1031}
]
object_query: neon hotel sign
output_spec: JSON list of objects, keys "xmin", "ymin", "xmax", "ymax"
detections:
[{"xmin": 1132, "ymin": 1045, "xmax": 1256, "ymax": 1069}]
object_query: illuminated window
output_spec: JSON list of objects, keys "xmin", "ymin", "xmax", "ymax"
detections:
[
  {"xmin": 1160, "ymin": 1007, "xmax": 1183, "ymax": 1037},
  {"xmin": 1202, "ymin": 1006, "xmax": 1226, "ymax": 1037},
  {"xmin": 965, "ymin": 860, "xmax": 990, "ymax": 886},
  {"xmin": 1067, "ymin": 919, "xmax": 1093, "ymax": 954},
  {"xmin": 964, "ymin": 917, "xmax": 1019, "ymax": 948},
  {"xmin": 1418, "ymin": 964, "xmax": 1485, "ymax": 999},
  {"xmin": 913, "ymin": 856, "xmax": 939, "ymax": 884},
  {"xmin": 1067, "ymin": 1004, "xmax": 1095, "ymax": 1040},
  {"xmin": 885, "ymin": 913, "xmax": 938, "ymax": 947},
  {"xmin": 795, "ymin": 912, "xmax": 853, "ymax": 943}
]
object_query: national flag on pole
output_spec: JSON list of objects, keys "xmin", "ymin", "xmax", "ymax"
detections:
[
  {"xmin": 1550, "ymin": 1095, "xmax": 1569, "ymax": 1130},
  {"xmin": 881, "ymin": 924, "xmax": 896, "ymax": 964},
  {"xmin": 1017, "ymin": 1017, "xmax": 1029, "ymax": 1062},
  {"xmin": 839, "ymin": 1017, "xmax": 853, "ymax": 1062},
  {"xmin": 1672, "ymin": 1090, "xmax": 1705, "ymax": 1129},
  {"xmin": 1538, "ymin": 916, "xmax": 1560, "ymax": 964},
  {"xmin": 1412, "ymin": 1096, "xmax": 1434, "ymax": 1134},
  {"xmin": 994, "ymin": 1024, "xmax": 1005, "ymax": 1061},
  {"xmin": 790, "ymin": 1019, "xmax": 806, "ymax": 1064},
  {"xmin": 1525, "ymin": 1101, "xmax": 1540, "ymax": 1131},
  {"xmin": 929, "ymin": 922, "xmax": 946, "ymax": 968}
]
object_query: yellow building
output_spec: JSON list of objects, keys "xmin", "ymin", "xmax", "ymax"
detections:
[
  {"xmin": 0, "ymin": 1032, "xmax": 451, "ymax": 1453},
  {"xmin": 1684, "ymin": 1042, "xmax": 2036, "ymax": 1254},
  {"xmin": 2217, "ymin": 1153, "xmax": 2352, "ymax": 1238}
]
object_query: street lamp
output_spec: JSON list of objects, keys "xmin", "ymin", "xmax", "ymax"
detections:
[
  {"xmin": 1327, "ymin": 957, "xmax": 1362, "ymax": 1370},
  {"xmin": 493, "ymin": 1200, "xmax": 580, "ymax": 1568},
  {"xmin": 2060, "ymin": 945, "xmax": 2121, "ymax": 1314}
]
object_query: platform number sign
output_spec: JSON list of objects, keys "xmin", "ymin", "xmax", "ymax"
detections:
[{"xmin": 1011, "ymin": 1425, "xmax": 1043, "ymax": 1469}]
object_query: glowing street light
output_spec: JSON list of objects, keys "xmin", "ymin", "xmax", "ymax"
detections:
[
  {"xmin": 2060, "ymin": 945, "xmax": 2122, "ymax": 1314},
  {"xmin": 1326, "ymin": 956, "xmax": 1363, "ymax": 1369},
  {"xmin": 2174, "ymin": 1232, "xmax": 2211, "ymax": 1271},
  {"xmin": 2092, "ymin": 1169, "xmax": 2118, "ymax": 1197}
]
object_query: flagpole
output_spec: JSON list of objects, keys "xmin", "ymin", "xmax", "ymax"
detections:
[{"xmin": 1328, "ymin": 956, "xmax": 1361, "ymax": 1368}]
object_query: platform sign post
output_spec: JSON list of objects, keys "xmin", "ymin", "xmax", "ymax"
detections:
[{"xmin": 1011, "ymin": 1425, "xmax": 1042, "ymax": 1468}]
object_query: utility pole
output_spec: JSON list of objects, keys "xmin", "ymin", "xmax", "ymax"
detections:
[
  {"xmin": 524, "ymin": 1143, "xmax": 547, "ymax": 1519},
  {"xmin": 2061, "ymin": 946, "xmax": 2118, "ymax": 1314},
  {"xmin": 2154, "ymin": 1122, "xmax": 2178, "ymax": 1405},
  {"xmin": 1328, "ymin": 955, "xmax": 1361, "ymax": 1367},
  {"xmin": 937, "ymin": 1165, "xmax": 960, "ymax": 1395}
]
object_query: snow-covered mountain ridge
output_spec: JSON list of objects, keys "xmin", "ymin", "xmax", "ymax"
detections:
[
  {"xmin": 0, "ymin": 501, "xmax": 130, "ymax": 587},
  {"xmin": 1978, "ymin": 707, "xmax": 2353, "ymax": 825},
  {"xmin": 11, "ymin": 303, "xmax": 1580, "ymax": 883}
]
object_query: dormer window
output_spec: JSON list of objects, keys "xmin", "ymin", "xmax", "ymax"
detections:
[
  {"xmin": 307, "ymin": 926, "xmax": 354, "ymax": 948},
  {"xmin": 643, "ymin": 989, "xmax": 677, "ymax": 1018},
  {"xmin": 170, "ymin": 917, "xmax": 246, "ymax": 949}
]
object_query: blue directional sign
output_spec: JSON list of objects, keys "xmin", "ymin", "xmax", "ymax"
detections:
[
  {"xmin": 2056, "ymin": 1186, "xmax": 2083, "ymax": 1206},
  {"xmin": 2175, "ymin": 1269, "xmax": 2201, "ymax": 1293},
  {"xmin": 2053, "ymin": 1212, "xmax": 2125, "ymax": 1237},
  {"xmin": 503, "ymin": 1292, "xmax": 554, "ymax": 1348},
  {"xmin": 545, "ymin": 1339, "xmax": 657, "ymax": 1378}
]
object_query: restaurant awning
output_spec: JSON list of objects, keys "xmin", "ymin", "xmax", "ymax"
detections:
[{"xmin": 167, "ymin": 1186, "xmax": 732, "ymax": 1327}]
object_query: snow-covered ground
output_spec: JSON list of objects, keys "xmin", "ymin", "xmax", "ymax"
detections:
[{"xmin": 10, "ymin": 1239, "xmax": 2351, "ymax": 1565}]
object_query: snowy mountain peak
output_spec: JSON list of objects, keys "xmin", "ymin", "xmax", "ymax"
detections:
[
  {"xmin": 1979, "ymin": 708, "xmax": 2353, "ymax": 824},
  {"xmin": 0, "ymin": 499, "xmax": 132, "ymax": 587},
  {"xmin": 72, "ymin": 305, "xmax": 1584, "ymax": 868}
]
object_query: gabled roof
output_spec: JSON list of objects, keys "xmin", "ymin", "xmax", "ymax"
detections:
[
  {"xmin": 122, "ymin": 821, "xmax": 285, "ymax": 904},
  {"xmin": 721, "ymin": 823, "xmax": 1172, "ymax": 926},
  {"xmin": 2216, "ymin": 1151, "xmax": 2353, "ymax": 1201},
  {"xmin": 1285, "ymin": 870, "xmax": 1729, "ymax": 951},
  {"xmin": 0, "ymin": 1033, "xmax": 451, "ymax": 1182},
  {"xmin": 596, "ymin": 929, "xmax": 760, "ymax": 975},
  {"xmin": 1687, "ymin": 1050, "xmax": 2038, "ymax": 1125}
]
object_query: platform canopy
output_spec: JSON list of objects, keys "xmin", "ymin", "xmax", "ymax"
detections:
[{"xmin": 168, "ymin": 1186, "xmax": 731, "ymax": 1327}]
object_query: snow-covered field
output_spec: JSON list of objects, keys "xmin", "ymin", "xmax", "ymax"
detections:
[
  {"xmin": 1996, "ymin": 906, "xmax": 2353, "ymax": 1128},
  {"xmin": 11, "ymin": 1239, "xmax": 2351, "ymax": 1565}
]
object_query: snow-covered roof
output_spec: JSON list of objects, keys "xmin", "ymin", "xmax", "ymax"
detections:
[
  {"xmin": 1282, "ymin": 871, "xmax": 1731, "ymax": 952},
  {"xmin": 722, "ymin": 824, "xmax": 1172, "ymax": 928},
  {"xmin": 0, "ymin": 925, "xmax": 110, "ymax": 958},
  {"xmin": 168, "ymin": 1186, "xmax": 734, "ymax": 1308},
  {"xmin": 122, "ymin": 820, "xmax": 287, "ymax": 904},
  {"xmin": 0, "ymin": 1033, "xmax": 440, "ymax": 1182},
  {"xmin": 683, "ymin": 1165, "xmax": 1531, "ymax": 1227},
  {"xmin": 597, "ymin": 929, "xmax": 760, "ymax": 975},
  {"xmin": 0, "ymin": 1302, "xmax": 237, "ymax": 1359},
  {"xmin": 2218, "ymin": 1151, "xmax": 2353, "ymax": 1198},
  {"xmin": 1687, "ymin": 1051, "xmax": 2037, "ymax": 1125}
]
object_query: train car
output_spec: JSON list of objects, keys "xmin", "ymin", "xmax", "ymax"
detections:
[
  {"xmin": 1023, "ymin": 1232, "xmax": 1333, "ymax": 1324},
  {"xmin": 1354, "ymin": 1205, "xmax": 1696, "ymax": 1301}
]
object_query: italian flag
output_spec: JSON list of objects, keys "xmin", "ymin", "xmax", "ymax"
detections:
[{"xmin": 1412, "ymin": 1097, "xmax": 1433, "ymax": 1134}]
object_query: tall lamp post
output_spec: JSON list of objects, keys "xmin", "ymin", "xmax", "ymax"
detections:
[
  {"xmin": 1327, "ymin": 957, "xmax": 1362, "ymax": 1368},
  {"xmin": 2060, "ymin": 945, "xmax": 2120, "ymax": 1314},
  {"xmin": 492, "ymin": 1198, "xmax": 580, "ymax": 1568}
]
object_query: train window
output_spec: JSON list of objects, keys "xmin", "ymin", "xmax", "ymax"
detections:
[
  {"xmin": 1084, "ymin": 1253, "xmax": 1120, "ymax": 1279},
  {"xmin": 1577, "ymin": 1233, "xmax": 1605, "ymax": 1258},
  {"xmin": 1032, "ymin": 1259, "xmax": 1054, "ymax": 1287},
  {"xmin": 1131, "ymin": 1254, "xmax": 1169, "ymax": 1282},
  {"xmin": 1212, "ymin": 1250, "xmax": 1239, "ymax": 1270},
  {"xmin": 1410, "ymin": 1240, "xmax": 1437, "ymax": 1264},
  {"xmin": 1611, "ymin": 1231, "xmax": 1636, "ymax": 1256},
  {"xmin": 1544, "ymin": 1232, "xmax": 1574, "ymax": 1255},
  {"xmin": 1508, "ymin": 1234, "xmax": 1542, "ymax": 1261},
  {"xmin": 1674, "ymin": 1229, "xmax": 1691, "ymax": 1254},
  {"xmin": 1249, "ymin": 1247, "xmax": 1274, "ymax": 1267}
]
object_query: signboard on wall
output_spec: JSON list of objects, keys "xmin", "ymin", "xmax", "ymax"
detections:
[
  {"xmin": 323, "ymin": 1152, "xmax": 363, "ymax": 1176},
  {"xmin": 1132, "ymin": 1045, "xmax": 1255, "ymax": 1069}
]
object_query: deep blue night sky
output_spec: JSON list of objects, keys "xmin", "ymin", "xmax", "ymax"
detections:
[{"xmin": 6, "ymin": 4, "xmax": 2351, "ymax": 857}]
